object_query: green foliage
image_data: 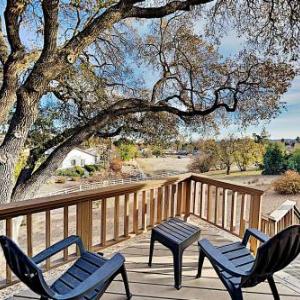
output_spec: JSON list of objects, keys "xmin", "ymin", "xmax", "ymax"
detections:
[
  {"xmin": 287, "ymin": 149, "xmax": 300, "ymax": 172},
  {"xmin": 263, "ymin": 143, "xmax": 286, "ymax": 175},
  {"xmin": 57, "ymin": 166, "xmax": 85, "ymax": 177},
  {"xmin": 14, "ymin": 151, "xmax": 28, "ymax": 180},
  {"xmin": 273, "ymin": 170, "xmax": 300, "ymax": 194},
  {"xmin": 152, "ymin": 146, "xmax": 163, "ymax": 157},
  {"xmin": 234, "ymin": 138, "xmax": 265, "ymax": 171},
  {"xmin": 84, "ymin": 164, "xmax": 98, "ymax": 173},
  {"xmin": 117, "ymin": 143, "xmax": 139, "ymax": 161}
]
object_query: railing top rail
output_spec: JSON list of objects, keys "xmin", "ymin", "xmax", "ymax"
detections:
[
  {"xmin": 191, "ymin": 173, "xmax": 265, "ymax": 196},
  {"xmin": 268, "ymin": 200, "xmax": 297, "ymax": 222},
  {"xmin": 0, "ymin": 173, "xmax": 191, "ymax": 220}
]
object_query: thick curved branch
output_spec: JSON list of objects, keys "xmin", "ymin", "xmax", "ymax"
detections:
[{"xmin": 127, "ymin": 0, "xmax": 213, "ymax": 18}]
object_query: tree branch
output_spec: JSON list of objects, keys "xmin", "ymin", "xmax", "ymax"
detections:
[
  {"xmin": 41, "ymin": 0, "xmax": 60, "ymax": 57},
  {"xmin": 127, "ymin": 0, "xmax": 213, "ymax": 18}
]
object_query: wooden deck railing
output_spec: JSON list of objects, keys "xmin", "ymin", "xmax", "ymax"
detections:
[
  {"xmin": 0, "ymin": 173, "xmax": 264, "ymax": 288},
  {"xmin": 261, "ymin": 200, "xmax": 300, "ymax": 236}
]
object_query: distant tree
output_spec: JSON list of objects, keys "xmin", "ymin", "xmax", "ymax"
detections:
[
  {"xmin": 288, "ymin": 149, "xmax": 300, "ymax": 173},
  {"xmin": 263, "ymin": 143, "xmax": 286, "ymax": 175},
  {"xmin": 117, "ymin": 143, "xmax": 139, "ymax": 161},
  {"xmin": 296, "ymin": 137, "xmax": 300, "ymax": 143},
  {"xmin": 253, "ymin": 127, "xmax": 270, "ymax": 144},
  {"xmin": 234, "ymin": 138, "xmax": 265, "ymax": 171},
  {"xmin": 217, "ymin": 137, "xmax": 239, "ymax": 175}
]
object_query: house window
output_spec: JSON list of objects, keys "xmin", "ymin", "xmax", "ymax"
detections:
[
  {"xmin": 81, "ymin": 159, "xmax": 85, "ymax": 166},
  {"xmin": 71, "ymin": 159, "xmax": 76, "ymax": 166}
]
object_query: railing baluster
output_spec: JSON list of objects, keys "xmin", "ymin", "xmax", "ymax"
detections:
[
  {"xmin": 181, "ymin": 182, "xmax": 186, "ymax": 215},
  {"xmin": 222, "ymin": 189, "xmax": 228, "ymax": 228},
  {"xmin": 101, "ymin": 198, "xmax": 107, "ymax": 246},
  {"xmin": 207, "ymin": 185, "xmax": 212, "ymax": 221},
  {"xmin": 27, "ymin": 214, "xmax": 33, "ymax": 257},
  {"xmin": 249, "ymin": 193, "xmax": 262, "ymax": 253},
  {"xmin": 6, "ymin": 218, "xmax": 12, "ymax": 284},
  {"xmin": 170, "ymin": 184, "xmax": 176, "ymax": 218},
  {"xmin": 176, "ymin": 182, "xmax": 182, "ymax": 216},
  {"xmin": 214, "ymin": 187, "xmax": 218, "ymax": 224},
  {"xmin": 193, "ymin": 181, "xmax": 197, "ymax": 215},
  {"xmin": 201, "ymin": 183, "xmax": 206, "ymax": 219},
  {"xmin": 184, "ymin": 180, "xmax": 191, "ymax": 221},
  {"xmin": 63, "ymin": 206, "xmax": 68, "ymax": 261},
  {"xmin": 142, "ymin": 191, "xmax": 147, "ymax": 232},
  {"xmin": 150, "ymin": 189, "xmax": 155, "ymax": 227},
  {"xmin": 133, "ymin": 193, "xmax": 138, "ymax": 234},
  {"xmin": 114, "ymin": 196, "xmax": 120, "ymax": 241},
  {"xmin": 45, "ymin": 210, "xmax": 51, "ymax": 270},
  {"xmin": 230, "ymin": 191, "xmax": 237, "ymax": 232},
  {"xmin": 157, "ymin": 188, "xmax": 162, "ymax": 224},
  {"xmin": 164, "ymin": 185, "xmax": 169, "ymax": 220},
  {"xmin": 124, "ymin": 194, "xmax": 130, "ymax": 237},
  {"xmin": 239, "ymin": 194, "xmax": 246, "ymax": 237}
]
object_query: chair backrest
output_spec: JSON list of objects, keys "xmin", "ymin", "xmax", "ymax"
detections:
[
  {"xmin": 242, "ymin": 225, "xmax": 300, "ymax": 287},
  {"xmin": 0, "ymin": 236, "xmax": 54, "ymax": 298}
]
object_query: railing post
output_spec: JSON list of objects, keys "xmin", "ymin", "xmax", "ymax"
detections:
[
  {"xmin": 76, "ymin": 200, "xmax": 93, "ymax": 251},
  {"xmin": 249, "ymin": 193, "xmax": 263, "ymax": 253}
]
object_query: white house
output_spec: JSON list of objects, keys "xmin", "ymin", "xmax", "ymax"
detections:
[{"xmin": 59, "ymin": 148, "xmax": 100, "ymax": 169}]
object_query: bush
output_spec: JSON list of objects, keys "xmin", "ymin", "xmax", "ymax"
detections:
[
  {"xmin": 84, "ymin": 164, "xmax": 97, "ymax": 173},
  {"xmin": 55, "ymin": 177, "xmax": 66, "ymax": 184},
  {"xmin": 273, "ymin": 170, "xmax": 300, "ymax": 194},
  {"xmin": 110, "ymin": 158, "xmax": 123, "ymax": 172},
  {"xmin": 57, "ymin": 166, "xmax": 85, "ymax": 177},
  {"xmin": 188, "ymin": 154, "xmax": 213, "ymax": 173},
  {"xmin": 287, "ymin": 149, "xmax": 300, "ymax": 173},
  {"xmin": 263, "ymin": 143, "xmax": 286, "ymax": 175}
]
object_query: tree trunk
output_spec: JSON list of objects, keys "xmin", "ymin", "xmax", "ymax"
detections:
[{"xmin": 226, "ymin": 165, "xmax": 231, "ymax": 175}]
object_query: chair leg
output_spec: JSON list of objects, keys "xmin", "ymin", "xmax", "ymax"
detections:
[
  {"xmin": 230, "ymin": 288, "xmax": 243, "ymax": 300},
  {"xmin": 120, "ymin": 265, "xmax": 132, "ymax": 299},
  {"xmin": 196, "ymin": 248, "xmax": 205, "ymax": 278},
  {"xmin": 268, "ymin": 276, "xmax": 280, "ymax": 300},
  {"xmin": 173, "ymin": 249, "xmax": 183, "ymax": 290},
  {"xmin": 148, "ymin": 235, "xmax": 155, "ymax": 267}
]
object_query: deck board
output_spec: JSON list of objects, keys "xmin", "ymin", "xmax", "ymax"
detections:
[{"xmin": 13, "ymin": 224, "xmax": 300, "ymax": 300}]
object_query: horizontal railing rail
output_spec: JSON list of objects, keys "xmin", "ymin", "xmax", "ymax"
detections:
[{"xmin": 0, "ymin": 172, "xmax": 265, "ymax": 289}]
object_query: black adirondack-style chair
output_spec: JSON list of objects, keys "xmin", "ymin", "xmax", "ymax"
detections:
[
  {"xmin": 0, "ymin": 235, "xmax": 132, "ymax": 300},
  {"xmin": 196, "ymin": 225, "xmax": 300, "ymax": 300}
]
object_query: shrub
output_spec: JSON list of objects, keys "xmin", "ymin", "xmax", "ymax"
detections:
[
  {"xmin": 74, "ymin": 166, "xmax": 85, "ymax": 176},
  {"xmin": 110, "ymin": 158, "xmax": 123, "ymax": 172},
  {"xmin": 263, "ymin": 143, "xmax": 286, "ymax": 175},
  {"xmin": 188, "ymin": 154, "xmax": 213, "ymax": 173},
  {"xmin": 273, "ymin": 170, "xmax": 300, "ymax": 194},
  {"xmin": 84, "ymin": 164, "xmax": 97, "ymax": 173},
  {"xmin": 55, "ymin": 177, "xmax": 66, "ymax": 184},
  {"xmin": 57, "ymin": 166, "xmax": 85, "ymax": 177},
  {"xmin": 287, "ymin": 149, "xmax": 300, "ymax": 173}
]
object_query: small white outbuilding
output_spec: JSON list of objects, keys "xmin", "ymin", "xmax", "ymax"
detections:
[{"xmin": 59, "ymin": 148, "xmax": 100, "ymax": 169}]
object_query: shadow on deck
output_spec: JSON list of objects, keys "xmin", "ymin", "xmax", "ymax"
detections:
[{"xmin": 12, "ymin": 221, "xmax": 300, "ymax": 300}]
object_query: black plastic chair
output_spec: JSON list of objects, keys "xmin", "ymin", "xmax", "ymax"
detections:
[
  {"xmin": 0, "ymin": 235, "xmax": 132, "ymax": 300},
  {"xmin": 196, "ymin": 225, "xmax": 300, "ymax": 300}
]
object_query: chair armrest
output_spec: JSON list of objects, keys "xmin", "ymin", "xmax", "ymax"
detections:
[
  {"xmin": 54, "ymin": 253, "xmax": 125, "ymax": 300},
  {"xmin": 242, "ymin": 228, "xmax": 269, "ymax": 246},
  {"xmin": 32, "ymin": 235, "xmax": 85, "ymax": 264},
  {"xmin": 199, "ymin": 239, "xmax": 251, "ymax": 277}
]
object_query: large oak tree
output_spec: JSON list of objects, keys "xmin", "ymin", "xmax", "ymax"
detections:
[{"xmin": 0, "ymin": 0, "xmax": 298, "ymax": 203}]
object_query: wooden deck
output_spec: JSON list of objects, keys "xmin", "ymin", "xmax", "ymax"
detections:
[{"xmin": 13, "ymin": 222, "xmax": 300, "ymax": 300}]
